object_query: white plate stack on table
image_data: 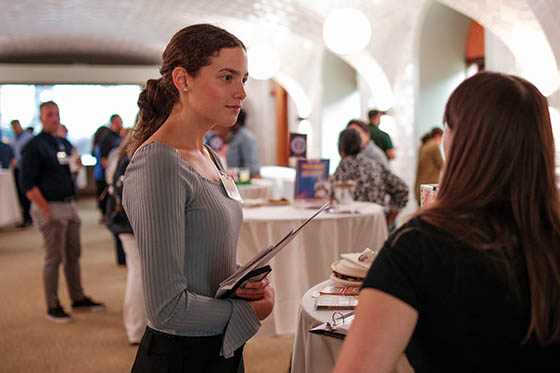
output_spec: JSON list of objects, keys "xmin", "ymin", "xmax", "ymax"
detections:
[
  {"xmin": 330, "ymin": 247, "xmax": 378, "ymax": 286},
  {"xmin": 315, "ymin": 248, "xmax": 379, "ymax": 311}
]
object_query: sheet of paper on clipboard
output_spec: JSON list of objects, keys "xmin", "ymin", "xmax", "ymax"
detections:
[{"xmin": 215, "ymin": 200, "xmax": 332, "ymax": 299}]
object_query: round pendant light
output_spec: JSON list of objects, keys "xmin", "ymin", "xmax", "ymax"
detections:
[
  {"xmin": 323, "ymin": 8, "xmax": 371, "ymax": 55},
  {"xmin": 247, "ymin": 45, "xmax": 281, "ymax": 80}
]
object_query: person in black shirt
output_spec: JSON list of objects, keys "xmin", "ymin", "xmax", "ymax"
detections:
[
  {"xmin": 93, "ymin": 115, "xmax": 122, "ymax": 219},
  {"xmin": 0, "ymin": 138, "xmax": 16, "ymax": 169},
  {"xmin": 334, "ymin": 72, "xmax": 560, "ymax": 372},
  {"xmin": 98, "ymin": 114, "xmax": 125, "ymax": 265},
  {"xmin": 20, "ymin": 101, "xmax": 105, "ymax": 323}
]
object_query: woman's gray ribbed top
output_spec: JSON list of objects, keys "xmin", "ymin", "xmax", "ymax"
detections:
[{"xmin": 122, "ymin": 142, "xmax": 260, "ymax": 358}]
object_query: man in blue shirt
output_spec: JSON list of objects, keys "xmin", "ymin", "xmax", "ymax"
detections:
[
  {"xmin": 20, "ymin": 101, "xmax": 105, "ymax": 323},
  {"xmin": 225, "ymin": 109, "xmax": 260, "ymax": 177},
  {"xmin": 10, "ymin": 119, "xmax": 34, "ymax": 226}
]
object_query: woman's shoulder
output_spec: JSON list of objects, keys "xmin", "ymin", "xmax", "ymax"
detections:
[
  {"xmin": 127, "ymin": 142, "xmax": 192, "ymax": 179},
  {"xmin": 132, "ymin": 141, "xmax": 181, "ymax": 161},
  {"xmin": 388, "ymin": 216, "xmax": 456, "ymax": 251}
]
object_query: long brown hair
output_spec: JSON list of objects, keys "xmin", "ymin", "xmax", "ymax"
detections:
[
  {"xmin": 420, "ymin": 72, "xmax": 560, "ymax": 345},
  {"xmin": 127, "ymin": 24, "xmax": 245, "ymax": 156}
]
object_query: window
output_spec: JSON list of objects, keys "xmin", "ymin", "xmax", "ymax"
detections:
[{"xmin": 0, "ymin": 84, "xmax": 141, "ymax": 165}]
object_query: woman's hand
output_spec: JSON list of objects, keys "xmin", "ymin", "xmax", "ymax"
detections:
[
  {"xmin": 235, "ymin": 278, "xmax": 270, "ymax": 300},
  {"xmin": 247, "ymin": 284, "xmax": 275, "ymax": 321}
]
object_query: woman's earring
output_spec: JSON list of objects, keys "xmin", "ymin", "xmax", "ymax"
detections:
[{"xmin": 183, "ymin": 87, "xmax": 188, "ymax": 92}]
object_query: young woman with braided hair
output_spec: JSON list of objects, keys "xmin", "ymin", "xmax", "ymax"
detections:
[{"xmin": 123, "ymin": 24, "xmax": 274, "ymax": 372}]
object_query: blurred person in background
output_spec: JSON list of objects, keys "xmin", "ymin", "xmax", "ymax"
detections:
[
  {"xmin": 0, "ymin": 130, "xmax": 16, "ymax": 169},
  {"xmin": 334, "ymin": 72, "xmax": 560, "ymax": 373},
  {"xmin": 368, "ymin": 109, "xmax": 395, "ymax": 161},
  {"xmin": 346, "ymin": 119, "xmax": 389, "ymax": 168},
  {"xmin": 333, "ymin": 128, "xmax": 408, "ymax": 229},
  {"xmin": 56, "ymin": 124, "xmax": 68, "ymax": 138},
  {"xmin": 10, "ymin": 119, "xmax": 34, "ymax": 226},
  {"xmin": 224, "ymin": 109, "xmax": 260, "ymax": 177},
  {"xmin": 414, "ymin": 127, "xmax": 444, "ymax": 205},
  {"xmin": 98, "ymin": 114, "xmax": 125, "ymax": 265},
  {"xmin": 205, "ymin": 123, "xmax": 230, "ymax": 169},
  {"xmin": 92, "ymin": 125, "xmax": 111, "ymax": 223},
  {"xmin": 104, "ymin": 131, "xmax": 146, "ymax": 345},
  {"xmin": 20, "ymin": 101, "xmax": 105, "ymax": 323},
  {"xmin": 57, "ymin": 124, "xmax": 83, "ymax": 195}
]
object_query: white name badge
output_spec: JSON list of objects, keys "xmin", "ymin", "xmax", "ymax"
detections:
[
  {"xmin": 57, "ymin": 151, "xmax": 69, "ymax": 165},
  {"xmin": 220, "ymin": 172, "xmax": 244, "ymax": 203}
]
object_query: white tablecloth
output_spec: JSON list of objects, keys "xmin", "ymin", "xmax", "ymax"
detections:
[
  {"xmin": 237, "ymin": 178, "xmax": 274, "ymax": 200},
  {"xmin": 238, "ymin": 201, "xmax": 388, "ymax": 337},
  {"xmin": 291, "ymin": 279, "xmax": 413, "ymax": 373},
  {"xmin": 0, "ymin": 170, "xmax": 22, "ymax": 227}
]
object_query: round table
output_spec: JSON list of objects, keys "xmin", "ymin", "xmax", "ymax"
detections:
[
  {"xmin": 238, "ymin": 201, "xmax": 388, "ymax": 337},
  {"xmin": 237, "ymin": 178, "xmax": 274, "ymax": 200},
  {"xmin": 291, "ymin": 279, "xmax": 413, "ymax": 373},
  {"xmin": 0, "ymin": 170, "xmax": 22, "ymax": 227}
]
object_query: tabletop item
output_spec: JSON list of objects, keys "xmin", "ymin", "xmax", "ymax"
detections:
[
  {"xmin": 420, "ymin": 183, "xmax": 438, "ymax": 207},
  {"xmin": 226, "ymin": 167, "xmax": 251, "ymax": 184},
  {"xmin": 330, "ymin": 247, "xmax": 378, "ymax": 286},
  {"xmin": 309, "ymin": 311, "xmax": 355, "ymax": 339},
  {"xmin": 242, "ymin": 197, "xmax": 290, "ymax": 208},
  {"xmin": 294, "ymin": 158, "xmax": 330, "ymax": 206},
  {"xmin": 319, "ymin": 285, "xmax": 360, "ymax": 296},
  {"xmin": 332, "ymin": 181, "xmax": 356, "ymax": 205},
  {"xmin": 236, "ymin": 178, "xmax": 275, "ymax": 200},
  {"xmin": 238, "ymin": 167, "xmax": 251, "ymax": 184},
  {"xmin": 316, "ymin": 295, "xmax": 358, "ymax": 310}
]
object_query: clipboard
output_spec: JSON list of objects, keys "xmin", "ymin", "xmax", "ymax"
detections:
[{"xmin": 215, "ymin": 201, "xmax": 332, "ymax": 299}]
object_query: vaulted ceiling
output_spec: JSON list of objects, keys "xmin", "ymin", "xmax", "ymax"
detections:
[{"xmin": 1, "ymin": 0, "xmax": 558, "ymax": 93}]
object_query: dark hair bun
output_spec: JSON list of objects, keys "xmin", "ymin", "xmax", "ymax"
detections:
[{"xmin": 138, "ymin": 78, "xmax": 176, "ymax": 125}]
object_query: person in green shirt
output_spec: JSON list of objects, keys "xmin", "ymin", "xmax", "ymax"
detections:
[{"xmin": 368, "ymin": 109, "xmax": 395, "ymax": 160}]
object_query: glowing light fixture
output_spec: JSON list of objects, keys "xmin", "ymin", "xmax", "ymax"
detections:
[
  {"xmin": 322, "ymin": 8, "xmax": 371, "ymax": 55},
  {"xmin": 297, "ymin": 119, "xmax": 312, "ymax": 135},
  {"xmin": 247, "ymin": 45, "xmax": 280, "ymax": 80}
]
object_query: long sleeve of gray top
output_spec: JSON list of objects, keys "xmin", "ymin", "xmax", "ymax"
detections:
[{"xmin": 122, "ymin": 142, "xmax": 260, "ymax": 358}]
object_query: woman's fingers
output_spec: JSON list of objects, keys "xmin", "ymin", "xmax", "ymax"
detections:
[
  {"xmin": 235, "ymin": 280, "xmax": 270, "ymax": 299},
  {"xmin": 243, "ymin": 277, "xmax": 269, "ymax": 289}
]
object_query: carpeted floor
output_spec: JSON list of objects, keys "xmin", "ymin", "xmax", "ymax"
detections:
[{"xmin": 0, "ymin": 197, "xmax": 293, "ymax": 373}]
